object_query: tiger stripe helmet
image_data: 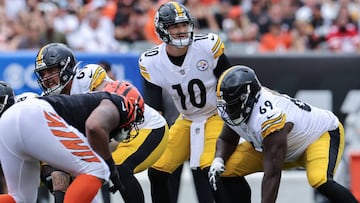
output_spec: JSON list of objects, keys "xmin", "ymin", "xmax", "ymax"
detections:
[{"xmin": 103, "ymin": 80, "xmax": 145, "ymax": 126}]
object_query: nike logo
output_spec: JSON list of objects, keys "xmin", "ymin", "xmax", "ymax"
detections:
[
  {"xmin": 121, "ymin": 102, "xmax": 127, "ymax": 111},
  {"xmin": 267, "ymin": 114, "xmax": 275, "ymax": 119},
  {"xmin": 88, "ymin": 70, "xmax": 93, "ymax": 78}
]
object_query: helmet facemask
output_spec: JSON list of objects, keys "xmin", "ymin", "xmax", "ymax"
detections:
[
  {"xmin": 103, "ymin": 80, "xmax": 145, "ymax": 142},
  {"xmin": 0, "ymin": 81, "xmax": 15, "ymax": 117},
  {"xmin": 217, "ymin": 84, "xmax": 254, "ymax": 125},
  {"xmin": 165, "ymin": 22, "xmax": 194, "ymax": 48},
  {"xmin": 35, "ymin": 56, "xmax": 80, "ymax": 96},
  {"xmin": 0, "ymin": 95, "xmax": 9, "ymax": 115}
]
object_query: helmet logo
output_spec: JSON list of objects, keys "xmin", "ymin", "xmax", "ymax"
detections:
[{"xmin": 196, "ymin": 60, "xmax": 208, "ymax": 71}]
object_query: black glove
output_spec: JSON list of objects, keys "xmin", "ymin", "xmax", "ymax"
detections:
[{"xmin": 105, "ymin": 158, "xmax": 124, "ymax": 193}]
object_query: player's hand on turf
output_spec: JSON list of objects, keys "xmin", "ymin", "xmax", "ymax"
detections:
[
  {"xmin": 208, "ymin": 157, "xmax": 225, "ymax": 191},
  {"xmin": 105, "ymin": 158, "xmax": 124, "ymax": 193}
]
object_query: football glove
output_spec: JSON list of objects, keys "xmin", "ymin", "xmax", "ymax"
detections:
[{"xmin": 208, "ymin": 157, "xmax": 225, "ymax": 191}]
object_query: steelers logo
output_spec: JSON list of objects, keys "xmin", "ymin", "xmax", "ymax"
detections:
[{"xmin": 197, "ymin": 60, "xmax": 208, "ymax": 71}]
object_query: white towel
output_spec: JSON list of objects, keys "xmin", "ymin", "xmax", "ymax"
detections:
[{"xmin": 189, "ymin": 120, "xmax": 206, "ymax": 169}]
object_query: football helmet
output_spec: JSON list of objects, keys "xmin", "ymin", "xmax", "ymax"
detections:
[
  {"xmin": 0, "ymin": 81, "xmax": 15, "ymax": 117},
  {"xmin": 154, "ymin": 1, "xmax": 194, "ymax": 48},
  {"xmin": 216, "ymin": 65, "xmax": 261, "ymax": 125},
  {"xmin": 103, "ymin": 80, "xmax": 145, "ymax": 138},
  {"xmin": 34, "ymin": 43, "xmax": 80, "ymax": 95}
]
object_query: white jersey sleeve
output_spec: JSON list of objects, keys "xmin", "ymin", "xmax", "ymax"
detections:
[
  {"xmin": 138, "ymin": 33, "xmax": 225, "ymax": 121},
  {"xmin": 70, "ymin": 64, "xmax": 111, "ymax": 95}
]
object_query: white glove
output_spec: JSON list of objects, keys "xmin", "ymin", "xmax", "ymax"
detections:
[{"xmin": 208, "ymin": 157, "xmax": 225, "ymax": 191}]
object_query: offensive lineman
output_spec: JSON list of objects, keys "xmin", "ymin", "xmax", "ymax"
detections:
[
  {"xmin": 138, "ymin": 1, "xmax": 250, "ymax": 202},
  {"xmin": 34, "ymin": 42, "xmax": 169, "ymax": 203},
  {"xmin": 0, "ymin": 81, "xmax": 143, "ymax": 203},
  {"xmin": 209, "ymin": 65, "xmax": 358, "ymax": 203}
]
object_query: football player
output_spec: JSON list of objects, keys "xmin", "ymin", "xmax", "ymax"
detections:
[
  {"xmin": 209, "ymin": 65, "xmax": 359, "ymax": 203},
  {"xmin": 34, "ymin": 43, "xmax": 169, "ymax": 203},
  {"xmin": 138, "ymin": 1, "xmax": 250, "ymax": 202},
  {"xmin": 0, "ymin": 80, "xmax": 144, "ymax": 203}
]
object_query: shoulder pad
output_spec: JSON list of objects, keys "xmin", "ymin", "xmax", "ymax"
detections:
[
  {"xmin": 16, "ymin": 92, "xmax": 39, "ymax": 102},
  {"xmin": 75, "ymin": 64, "xmax": 108, "ymax": 92},
  {"xmin": 193, "ymin": 33, "xmax": 225, "ymax": 59}
]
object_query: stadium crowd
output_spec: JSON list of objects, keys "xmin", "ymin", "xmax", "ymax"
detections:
[{"xmin": 0, "ymin": 0, "xmax": 360, "ymax": 53}]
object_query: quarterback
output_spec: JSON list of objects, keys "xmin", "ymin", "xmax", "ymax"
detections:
[
  {"xmin": 209, "ymin": 65, "xmax": 358, "ymax": 203},
  {"xmin": 138, "ymin": 1, "xmax": 250, "ymax": 202}
]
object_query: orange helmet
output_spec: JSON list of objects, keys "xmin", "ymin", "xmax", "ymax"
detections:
[{"xmin": 103, "ymin": 80, "xmax": 145, "ymax": 127}]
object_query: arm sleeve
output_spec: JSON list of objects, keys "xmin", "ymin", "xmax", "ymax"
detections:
[
  {"xmin": 213, "ymin": 54, "xmax": 232, "ymax": 79},
  {"xmin": 143, "ymin": 79, "xmax": 163, "ymax": 112}
]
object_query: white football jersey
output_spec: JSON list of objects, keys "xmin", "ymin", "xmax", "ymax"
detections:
[
  {"xmin": 70, "ymin": 64, "xmax": 166, "ymax": 129},
  {"xmin": 70, "ymin": 64, "xmax": 110, "ymax": 95},
  {"xmin": 227, "ymin": 87, "xmax": 339, "ymax": 162},
  {"xmin": 139, "ymin": 33, "xmax": 225, "ymax": 121}
]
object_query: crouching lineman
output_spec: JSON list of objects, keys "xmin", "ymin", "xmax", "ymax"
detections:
[
  {"xmin": 0, "ymin": 80, "xmax": 144, "ymax": 203},
  {"xmin": 208, "ymin": 65, "xmax": 358, "ymax": 203},
  {"xmin": 34, "ymin": 42, "xmax": 169, "ymax": 203}
]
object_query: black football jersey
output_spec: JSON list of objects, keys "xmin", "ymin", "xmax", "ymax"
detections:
[{"xmin": 40, "ymin": 91, "xmax": 132, "ymax": 138}]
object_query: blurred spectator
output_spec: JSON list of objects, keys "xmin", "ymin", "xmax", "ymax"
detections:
[
  {"xmin": 16, "ymin": 21, "xmax": 47, "ymax": 50},
  {"xmin": 51, "ymin": 2, "xmax": 80, "ymax": 36},
  {"xmin": 246, "ymin": 0, "xmax": 271, "ymax": 36},
  {"xmin": 266, "ymin": 3, "xmax": 288, "ymax": 32},
  {"xmin": 321, "ymin": 0, "xmax": 338, "ymax": 24},
  {"xmin": 101, "ymin": 0, "xmax": 119, "ymax": 21},
  {"xmin": 258, "ymin": 19, "xmax": 292, "ymax": 52},
  {"xmin": 222, "ymin": 5, "xmax": 259, "ymax": 42},
  {"xmin": 326, "ymin": 5, "xmax": 360, "ymax": 53},
  {"xmin": 184, "ymin": 0, "xmax": 221, "ymax": 33},
  {"xmin": 0, "ymin": 7, "xmax": 22, "ymax": 50},
  {"xmin": 308, "ymin": 3, "xmax": 330, "ymax": 50},
  {"xmin": 113, "ymin": 0, "xmax": 148, "ymax": 43},
  {"xmin": 41, "ymin": 10, "xmax": 68, "ymax": 45},
  {"xmin": 279, "ymin": 0, "xmax": 297, "ymax": 31},
  {"xmin": 2, "ymin": 0, "xmax": 26, "ymax": 19},
  {"xmin": 0, "ymin": 0, "xmax": 359, "ymax": 54},
  {"xmin": 67, "ymin": 2, "xmax": 121, "ymax": 52},
  {"xmin": 291, "ymin": 19, "xmax": 313, "ymax": 52},
  {"xmin": 143, "ymin": 0, "xmax": 163, "ymax": 45},
  {"xmin": 98, "ymin": 60, "xmax": 116, "ymax": 80},
  {"xmin": 295, "ymin": 0, "xmax": 317, "ymax": 27}
]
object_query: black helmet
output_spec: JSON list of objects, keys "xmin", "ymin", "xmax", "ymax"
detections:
[
  {"xmin": 0, "ymin": 81, "xmax": 15, "ymax": 117},
  {"xmin": 216, "ymin": 65, "xmax": 261, "ymax": 125},
  {"xmin": 34, "ymin": 43, "xmax": 79, "ymax": 95},
  {"xmin": 154, "ymin": 1, "xmax": 194, "ymax": 48}
]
